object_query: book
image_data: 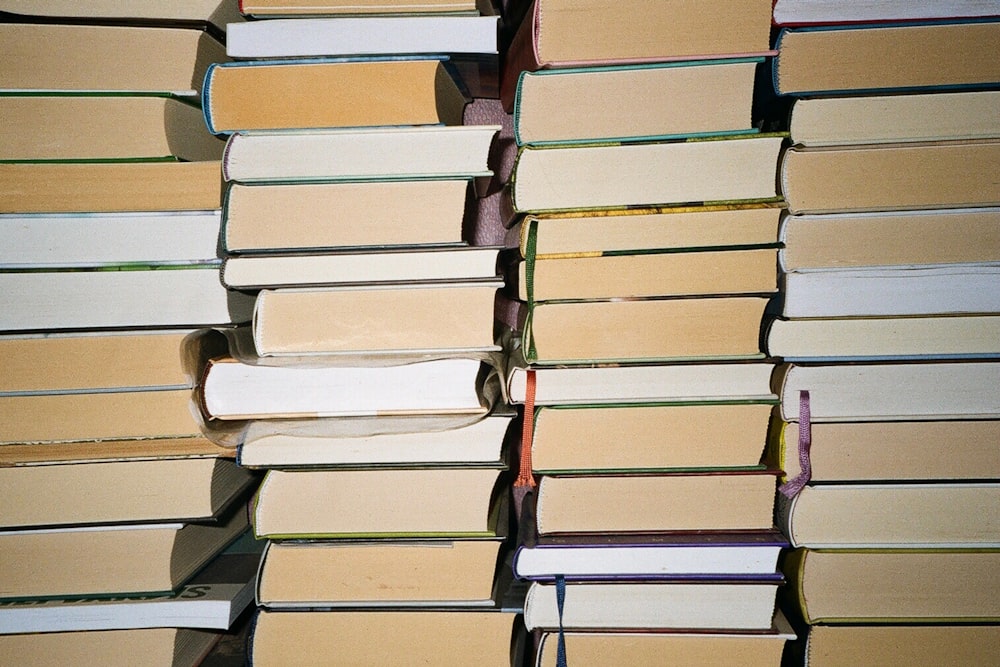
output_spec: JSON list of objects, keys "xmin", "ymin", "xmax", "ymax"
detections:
[
  {"xmin": 0, "ymin": 529, "xmax": 262, "ymax": 633},
  {"xmin": 766, "ymin": 315, "xmax": 1000, "ymax": 361},
  {"xmin": 0, "ymin": 160, "xmax": 224, "ymax": 214},
  {"xmin": 0, "ymin": 267, "xmax": 253, "ymax": 331},
  {"xmin": 0, "ymin": 0, "xmax": 244, "ymax": 33},
  {"xmin": 772, "ymin": 0, "xmax": 1000, "ymax": 25},
  {"xmin": 222, "ymin": 179, "xmax": 473, "ymax": 252},
  {"xmin": 781, "ymin": 265, "xmax": 1000, "ymax": 318},
  {"xmin": 508, "ymin": 134, "xmax": 784, "ymax": 214},
  {"xmin": 532, "ymin": 618, "xmax": 795, "ymax": 667},
  {"xmin": 774, "ymin": 420, "xmax": 1000, "ymax": 483},
  {"xmin": 0, "ymin": 210, "xmax": 221, "ymax": 269},
  {"xmin": 221, "ymin": 125, "xmax": 497, "ymax": 183},
  {"xmin": 0, "ymin": 506, "xmax": 248, "ymax": 600},
  {"xmin": 778, "ymin": 483, "xmax": 1000, "ymax": 549},
  {"xmin": 226, "ymin": 15, "xmax": 498, "ymax": 58},
  {"xmin": 523, "ymin": 580, "xmax": 781, "ymax": 630},
  {"xmin": 779, "ymin": 141, "xmax": 1000, "ymax": 215},
  {"xmin": 0, "ymin": 456, "xmax": 257, "ymax": 529},
  {"xmin": 506, "ymin": 361, "xmax": 777, "ymax": 406},
  {"xmin": 509, "ymin": 247, "xmax": 779, "ymax": 302},
  {"xmin": 201, "ymin": 58, "xmax": 467, "ymax": 134},
  {"xmin": 528, "ymin": 402, "xmax": 775, "ymax": 474},
  {"xmin": 0, "ymin": 437, "xmax": 231, "ymax": 467},
  {"xmin": 249, "ymin": 609, "xmax": 517, "ymax": 666},
  {"xmin": 507, "ymin": 204, "xmax": 784, "ymax": 256},
  {"xmin": 512, "ymin": 58, "xmax": 761, "ymax": 146},
  {"xmin": 236, "ymin": 411, "xmax": 513, "ymax": 468},
  {"xmin": 788, "ymin": 91, "xmax": 1000, "ymax": 147},
  {"xmin": 0, "ymin": 22, "xmax": 226, "ymax": 95},
  {"xmin": 513, "ymin": 531, "xmax": 786, "ymax": 580},
  {"xmin": 249, "ymin": 282, "xmax": 501, "ymax": 356},
  {"xmin": 801, "ymin": 625, "xmax": 1000, "ymax": 667},
  {"xmin": 777, "ymin": 207, "xmax": 1000, "ymax": 271},
  {"xmin": 252, "ymin": 467, "xmax": 504, "ymax": 538},
  {"xmin": 256, "ymin": 538, "xmax": 502, "ymax": 607},
  {"xmin": 503, "ymin": 295, "xmax": 771, "ymax": 364},
  {"xmin": 773, "ymin": 21, "xmax": 1000, "ymax": 95},
  {"xmin": 0, "ymin": 95, "xmax": 224, "ymax": 162},
  {"xmin": 200, "ymin": 356, "xmax": 494, "ymax": 420},
  {"xmin": 0, "ymin": 628, "xmax": 222, "ymax": 667},
  {"xmin": 237, "ymin": 0, "xmax": 483, "ymax": 15},
  {"xmin": 222, "ymin": 246, "xmax": 500, "ymax": 290},
  {"xmin": 783, "ymin": 548, "xmax": 1000, "ymax": 623},
  {"xmin": 776, "ymin": 361, "xmax": 1000, "ymax": 422},
  {"xmin": 501, "ymin": 0, "xmax": 774, "ymax": 107},
  {"xmin": 533, "ymin": 472, "xmax": 777, "ymax": 535}
]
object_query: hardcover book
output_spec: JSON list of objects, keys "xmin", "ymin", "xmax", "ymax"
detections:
[
  {"xmin": 771, "ymin": 0, "xmax": 1000, "ymax": 25},
  {"xmin": 237, "ymin": 0, "xmax": 483, "ymax": 15},
  {"xmin": 801, "ymin": 625, "xmax": 1000, "ymax": 667}
]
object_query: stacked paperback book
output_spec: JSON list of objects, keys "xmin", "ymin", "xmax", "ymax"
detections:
[
  {"xmin": 766, "ymin": 2, "xmax": 1000, "ymax": 664},
  {"xmin": 497, "ymin": 0, "xmax": 795, "ymax": 664},
  {"xmin": 0, "ymin": 5, "xmax": 260, "ymax": 665},
  {"xmin": 193, "ymin": 1, "xmax": 524, "ymax": 664}
]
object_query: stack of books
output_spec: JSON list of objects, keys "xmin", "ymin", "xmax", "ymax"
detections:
[
  {"xmin": 0, "ymin": 6, "xmax": 260, "ymax": 664},
  {"xmin": 194, "ymin": 2, "xmax": 524, "ymax": 664},
  {"xmin": 765, "ymin": 2, "xmax": 1000, "ymax": 664},
  {"xmin": 497, "ymin": 0, "xmax": 796, "ymax": 663}
]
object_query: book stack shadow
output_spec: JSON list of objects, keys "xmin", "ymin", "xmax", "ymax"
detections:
[
  {"xmin": 765, "ymin": 4, "xmax": 1000, "ymax": 664},
  {"xmin": 495, "ymin": 1, "xmax": 796, "ymax": 664},
  {"xmin": 0, "ymin": 7, "xmax": 262, "ymax": 665},
  {"xmin": 193, "ymin": 3, "xmax": 526, "ymax": 664}
]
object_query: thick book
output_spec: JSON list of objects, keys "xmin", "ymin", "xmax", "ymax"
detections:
[
  {"xmin": 0, "ymin": 267, "xmax": 253, "ymax": 331},
  {"xmin": 202, "ymin": 58, "xmax": 467, "ymax": 133},
  {"xmin": 788, "ymin": 91, "xmax": 1000, "ymax": 147},
  {"xmin": 0, "ymin": 22, "xmax": 226, "ymax": 95},
  {"xmin": 778, "ymin": 483, "xmax": 1000, "ymax": 549},
  {"xmin": 513, "ymin": 531, "xmax": 786, "ymax": 581},
  {"xmin": 509, "ymin": 247, "xmax": 778, "ymax": 302},
  {"xmin": 505, "ymin": 360, "xmax": 777, "ymax": 406},
  {"xmin": 508, "ymin": 203, "xmax": 783, "ymax": 255},
  {"xmin": 772, "ymin": 0, "xmax": 1000, "ymax": 25},
  {"xmin": 529, "ymin": 402, "xmax": 774, "ymax": 474},
  {"xmin": 784, "ymin": 548, "xmax": 1000, "ymax": 623},
  {"xmin": 249, "ymin": 281, "xmax": 501, "ymax": 357},
  {"xmin": 0, "ymin": 211, "xmax": 221, "ymax": 269},
  {"xmin": 533, "ymin": 618, "xmax": 794, "ymax": 667},
  {"xmin": 0, "ymin": 456, "xmax": 257, "ymax": 529},
  {"xmin": 222, "ymin": 179, "xmax": 472, "ymax": 252},
  {"xmin": 0, "ymin": 506, "xmax": 248, "ymax": 600},
  {"xmin": 766, "ymin": 315, "xmax": 1000, "ymax": 361},
  {"xmin": 501, "ymin": 0, "xmax": 774, "ymax": 108},
  {"xmin": 220, "ymin": 125, "xmax": 498, "ymax": 183},
  {"xmin": 237, "ymin": 0, "xmax": 483, "ymax": 15},
  {"xmin": 0, "ymin": 0, "xmax": 243, "ymax": 33},
  {"xmin": 502, "ymin": 295, "xmax": 770, "ymax": 364},
  {"xmin": 0, "ymin": 529, "xmax": 261, "ymax": 633},
  {"xmin": 778, "ymin": 207, "xmax": 1000, "ymax": 271},
  {"xmin": 222, "ymin": 246, "xmax": 500, "ymax": 290},
  {"xmin": 802, "ymin": 625, "xmax": 1000, "ymax": 667},
  {"xmin": 236, "ymin": 411, "xmax": 512, "ymax": 468},
  {"xmin": 512, "ymin": 58, "xmax": 760, "ymax": 146},
  {"xmin": 0, "ymin": 628, "xmax": 222, "ymax": 667},
  {"xmin": 0, "ymin": 160, "xmax": 224, "ymax": 214},
  {"xmin": 776, "ymin": 361, "xmax": 1000, "ymax": 422},
  {"xmin": 249, "ymin": 609, "xmax": 517, "ymax": 667},
  {"xmin": 781, "ymin": 265, "xmax": 1000, "ymax": 318},
  {"xmin": 508, "ymin": 133, "xmax": 784, "ymax": 214},
  {"xmin": 200, "ymin": 355, "xmax": 494, "ymax": 420},
  {"xmin": 779, "ymin": 140, "xmax": 1000, "ymax": 215},
  {"xmin": 523, "ymin": 580, "xmax": 781, "ymax": 630},
  {"xmin": 533, "ymin": 471, "xmax": 778, "ymax": 535},
  {"xmin": 773, "ymin": 419, "xmax": 1000, "ymax": 483},
  {"xmin": 252, "ymin": 467, "xmax": 504, "ymax": 539},
  {"xmin": 0, "ymin": 95, "xmax": 223, "ymax": 162},
  {"xmin": 256, "ymin": 538, "xmax": 503, "ymax": 608},
  {"xmin": 773, "ymin": 21, "xmax": 1000, "ymax": 95}
]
